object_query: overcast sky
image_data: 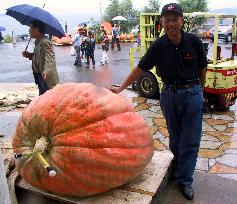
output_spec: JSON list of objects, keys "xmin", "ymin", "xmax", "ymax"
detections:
[
  {"xmin": 1, "ymin": 0, "xmax": 237, "ymax": 17},
  {"xmin": 1, "ymin": 0, "xmax": 237, "ymax": 35}
]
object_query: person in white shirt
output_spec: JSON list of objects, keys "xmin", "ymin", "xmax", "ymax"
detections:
[{"xmin": 72, "ymin": 29, "xmax": 83, "ymax": 66}]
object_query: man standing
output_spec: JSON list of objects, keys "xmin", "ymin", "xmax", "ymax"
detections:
[
  {"xmin": 110, "ymin": 3, "xmax": 207, "ymax": 200},
  {"xmin": 111, "ymin": 24, "xmax": 121, "ymax": 51},
  {"xmin": 22, "ymin": 20, "xmax": 59, "ymax": 95}
]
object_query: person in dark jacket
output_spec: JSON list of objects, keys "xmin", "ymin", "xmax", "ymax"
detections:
[
  {"xmin": 85, "ymin": 31, "xmax": 96, "ymax": 69},
  {"xmin": 110, "ymin": 3, "xmax": 207, "ymax": 201}
]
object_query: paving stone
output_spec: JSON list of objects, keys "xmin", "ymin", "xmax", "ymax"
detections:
[
  {"xmin": 144, "ymin": 117, "xmax": 153, "ymax": 127},
  {"xmin": 160, "ymin": 150, "xmax": 172, "ymax": 154},
  {"xmin": 152, "ymin": 132, "xmax": 166, "ymax": 140},
  {"xmin": 198, "ymin": 149, "xmax": 224, "ymax": 158},
  {"xmin": 131, "ymin": 102, "xmax": 138, "ymax": 107},
  {"xmin": 200, "ymin": 140, "xmax": 222, "ymax": 149},
  {"xmin": 149, "ymin": 126, "xmax": 158, "ymax": 135},
  {"xmin": 153, "ymin": 117, "xmax": 166, "ymax": 127},
  {"xmin": 196, "ymin": 158, "xmax": 209, "ymax": 171},
  {"xmin": 153, "ymin": 140, "xmax": 167, "ymax": 151},
  {"xmin": 136, "ymin": 110, "xmax": 157, "ymax": 118},
  {"xmin": 225, "ymin": 127, "xmax": 237, "ymax": 134},
  {"xmin": 208, "ymin": 159, "xmax": 216, "ymax": 168},
  {"xmin": 134, "ymin": 103, "xmax": 150, "ymax": 112},
  {"xmin": 216, "ymin": 154, "xmax": 237, "ymax": 168},
  {"xmin": 227, "ymin": 122, "xmax": 236, "ymax": 128},
  {"xmin": 158, "ymin": 127, "xmax": 169, "ymax": 137},
  {"xmin": 209, "ymin": 163, "xmax": 237, "ymax": 174},
  {"xmin": 148, "ymin": 106, "xmax": 161, "ymax": 113},
  {"xmin": 205, "ymin": 118, "xmax": 230, "ymax": 126},
  {"xmin": 159, "ymin": 137, "xmax": 169, "ymax": 148},
  {"xmin": 225, "ymin": 149, "xmax": 237, "ymax": 154},
  {"xmin": 220, "ymin": 141, "xmax": 237, "ymax": 150},
  {"xmin": 217, "ymin": 174, "xmax": 237, "ymax": 181},
  {"xmin": 0, "ymin": 106, "xmax": 16, "ymax": 112},
  {"xmin": 203, "ymin": 114, "xmax": 213, "ymax": 119},
  {"xmin": 206, "ymin": 131, "xmax": 235, "ymax": 142},
  {"xmin": 202, "ymin": 121, "xmax": 216, "ymax": 131},
  {"xmin": 146, "ymin": 99, "xmax": 159, "ymax": 105},
  {"xmin": 212, "ymin": 125, "xmax": 227, "ymax": 131},
  {"xmin": 0, "ymin": 112, "xmax": 21, "ymax": 138},
  {"xmin": 132, "ymin": 97, "xmax": 146, "ymax": 103},
  {"xmin": 211, "ymin": 114, "xmax": 234, "ymax": 121},
  {"xmin": 201, "ymin": 135, "xmax": 219, "ymax": 142}
]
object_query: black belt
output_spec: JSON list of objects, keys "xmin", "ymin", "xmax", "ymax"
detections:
[{"xmin": 164, "ymin": 80, "xmax": 200, "ymax": 91}]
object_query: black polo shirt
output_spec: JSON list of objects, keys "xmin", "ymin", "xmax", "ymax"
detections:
[{"xmin": 138, "ymin": 31, "xmax": 207, "ymax": 84}]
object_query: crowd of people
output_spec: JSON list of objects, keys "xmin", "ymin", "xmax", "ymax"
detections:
[{"xmin": 72, "ymin": 23, "xmax": 123, "ymax": 69}]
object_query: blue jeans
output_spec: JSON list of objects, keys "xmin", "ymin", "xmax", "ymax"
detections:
[
  {"xmin": 160, "ymin": 84, "xmax": 203, "ymax": 185},
  {"xmin": 33, "ymin": 73, "xmax": 49, "ymax": 95}
]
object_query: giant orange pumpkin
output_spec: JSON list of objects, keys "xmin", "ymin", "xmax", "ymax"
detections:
[{"xmin": 13, "ymin": 83, "xmax": 154, "ymax": 197}]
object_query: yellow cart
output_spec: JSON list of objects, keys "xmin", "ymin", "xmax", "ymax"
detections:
[{"xmin": 130, "ymin": 12, "xmax": 237, "ymax": 109}]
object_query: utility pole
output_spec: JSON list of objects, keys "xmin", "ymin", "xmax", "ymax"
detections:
[{"xmin": 100, "ymin": 0, "xmax": 102, "ymax": 23}]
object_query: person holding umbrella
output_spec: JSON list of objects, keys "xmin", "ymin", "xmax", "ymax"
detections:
[
  {"xmin": 6, "ymin": 4, "xmax": 65, "ymax": 95},
  {"xmin": 111, "ymin": 24, "xmax": 121, "ymax": 51},
  {"xmin": 22, "ymin": 20, "xmax": 59, "ymax": 95}
]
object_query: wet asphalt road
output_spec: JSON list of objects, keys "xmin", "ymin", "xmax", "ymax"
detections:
[
  {"xmin": 0, "ymin": 41, "xmax": 138, "ymax": 86},
  {"xmin": 0, "ymin": 39, "xmax": 233, "ymax": 86}
]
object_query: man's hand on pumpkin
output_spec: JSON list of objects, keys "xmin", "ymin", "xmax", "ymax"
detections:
[{"xmin": 109, "ymin": 86, "xmax": 121, "ymax": 94}]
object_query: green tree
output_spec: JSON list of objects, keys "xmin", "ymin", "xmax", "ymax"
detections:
[
  {"xmin": 178, "ymin": 0, "xmax": 208, "ymax": 13},
  {"xmin": 178, "ymin": 0, "xmax": 209, "ymax": 32},
  {"xmin": 143, "ymin": 0, "xmax": 161, "ymax": 13},
  {"xmin": 103, "ymin": 0, "xmax": 121, "ymax": 23},
  {"xmin": 120, "ymin": 0, "xmax": 139, "ymax": 33},
  {"xmin": 103, "ymin": 0, "xmax": 139, "ymax": 33}
]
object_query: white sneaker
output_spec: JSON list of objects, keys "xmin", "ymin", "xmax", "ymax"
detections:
[{"xmin": 99, "ymin": 61, "xmax": 104, "ymax": 66}]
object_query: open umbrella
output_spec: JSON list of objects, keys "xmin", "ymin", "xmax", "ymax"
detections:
[
  {"xmin": 0, "ymin": 26, "xmax": 6, "ymax": 32},
  {"xmin": 6, "ymin": 4, "xmax": 65, "ymax": 38},
  {"xmin": 112, "ymin": 16, "xmax": 127, "ymax": 21}
]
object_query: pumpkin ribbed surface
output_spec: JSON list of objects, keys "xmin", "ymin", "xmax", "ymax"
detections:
[{"xmin": 12, "ymin": 83, "xmax": 154, "ymax": 197}]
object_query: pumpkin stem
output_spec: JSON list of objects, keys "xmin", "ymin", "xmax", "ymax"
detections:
[
  {"xmin": 34, "ymin": 136, "xmax": 49, "ymax": 153},
  {"xmin": 14, "ymin": 137, "xmax": 56, "ymax": 177}
]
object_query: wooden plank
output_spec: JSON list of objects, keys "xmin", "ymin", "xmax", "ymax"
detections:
[{"xmin": 16, "ymin": 151, "xmax": 173, "ymax": 204}]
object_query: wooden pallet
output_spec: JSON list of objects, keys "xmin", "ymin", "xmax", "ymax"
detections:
[{"xmin": 16, "ymin": 151, "xmax": 173, "ymax": 204}]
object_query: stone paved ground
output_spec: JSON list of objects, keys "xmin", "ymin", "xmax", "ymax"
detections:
[
  {"xmin": 127, "ymin": 95, "xmax": 237, "ymax": 181},
  {"xmin": 1, "ymin": 83, "xmax": 237, "ymax": 182}
]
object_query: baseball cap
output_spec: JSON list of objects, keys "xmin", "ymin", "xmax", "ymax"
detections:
[{"xmin": 161, "ymin": 3, "xmax": 183, "ymax": 16}]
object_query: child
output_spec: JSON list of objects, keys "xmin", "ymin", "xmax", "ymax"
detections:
[
  {"xmin": 85, "ymin": 31, "xmax": 96, "ymax": 69},
  {"xmin": 100, "ymin": 30, "xmax": 109, "ymax": 65},
  {"xmin": 72, "ymin": 29, "xmax": 82, "ymax": 66}
]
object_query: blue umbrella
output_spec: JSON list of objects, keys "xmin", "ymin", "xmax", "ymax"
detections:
[
  {"xmin": 6, "ymin": 4, "xmax": 65, "ymax": 37},
  {"xmin": 0, "ymin": 26, "xmax": 6, "ymax": 32}
]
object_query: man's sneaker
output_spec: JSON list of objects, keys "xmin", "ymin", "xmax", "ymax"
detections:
[
  {"xmin": 74, "ymin": 61, "xmax": 78, "ymax": 66},
  {"xmin": 99, "ymin": 61, "xmax": 104, "ymax": 66}
]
